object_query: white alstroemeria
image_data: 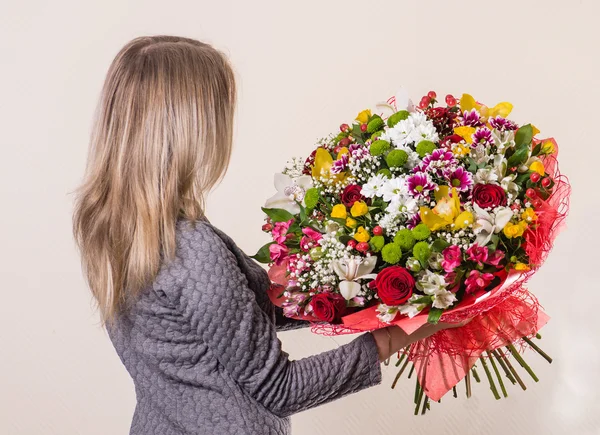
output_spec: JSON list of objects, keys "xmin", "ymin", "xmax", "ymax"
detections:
[
  {"xmin": 361, "ymin": 173, "xmax": 388, "ymax": 198},
  {"xmin": 398, "ymin": 294, "xmax": 429, "ymax": 318},
  {"xmin": 491, "ymin": 129, "xmax": 515, "ymax": 153},
  {"xmin": 264, "ymin": 173, "xmax": 313, "ymax": 214},
  {"xmin": 332, "ymin": 256, "xmax": 378, "ymax": 300},
  {"xmin": 416, "ymin": 269, "xmax": 448, "ymax": 295},
  {"xmin": 431, "ymin": 289, "xmax": 458, "ymax": 309},
  {"xmin": 474, "ymin": 168, "xmax": 499, "ymax": 184},
  {"xmin": 376, "ymin": 304, "xmax": 400, "ymax": 323},
  {"xmin": 416, "ymin": 270, "xmax": 457, "ymax": 309},
  {"xmin": 472, "ymin": 203, "xmax": 513, "ymax": 246},
  {"xmin": 500, "ymin": 173, "xmax": 519, "ymax": 197},
  {"xmin": 325, "ymin": 221, "xmax": 340, "ymax": 234}
]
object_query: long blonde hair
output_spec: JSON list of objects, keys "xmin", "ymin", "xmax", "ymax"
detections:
[{"xmin": 73, "ymin": 36, "xmax": 236, "ymax": 324}]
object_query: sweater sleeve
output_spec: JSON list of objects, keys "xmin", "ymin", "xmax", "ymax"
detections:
[{"xmin": 178, "ymin": 223, "xmax": 382, "ymax": 418}]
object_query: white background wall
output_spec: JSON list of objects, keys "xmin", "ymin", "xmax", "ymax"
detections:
[{"xmin": 1, "ymin": 1, "xmax": 599, "ymax": 434}]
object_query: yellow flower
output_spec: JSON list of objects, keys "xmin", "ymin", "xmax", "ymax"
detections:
[
  {"xmin": 453, "ymin": 126, "xmax": 476, "ymax": 144},
  {"xmin": 350, "ymin": 200, "xmax": 369, "ymax": 217},
  {"xmin": 529, "ymin": 161, "xmax": 545, "ymax": 176},
  {"xmin": 420, "ymin": 186, "xmax": 474, "ymax": 232},
  {"xmin": 336, "ymin": 147, "xmax": 350, "ymax": 159},
  {"xmin": 503, "ymin": 221, "xmax": 528, "ymax": 238},
  {"xmin": 331, "ymin": 204, "xmax": 347, "ymax": 219},
  {"xmin": 345, "ymin": 217, "xmax": 358, "ymax": 228},
  {"xmin": 531, "ymin": 125, "xmax": 540, "ymax": 136},
  {"xmin": 312, "ymin": 148, "xmax": 346, "ymax": 183},
  {"xmin": 452, "ymin": 143, "xmax": 471, "ymax": 157},
  {"xmin": 541, "ymin": 140, "xmax": 555, "ymax": 154},
  {"xmin": 514, "ymin": 262, "xmax": 531, "ymax": 271},
  {"xmin": 460, "ymin": 94, "xmax": 513, "ymax": 120},
  {"xmin": 356, "ymin": 109, "xmax": 372, "ymax": 124},
  {"xmin": 354, "ymin": 226, "xmax": 370, "ymax": 243},
  {"xmin": 521, "ymin": 208, "xmax": 538, "ymax": 223}
]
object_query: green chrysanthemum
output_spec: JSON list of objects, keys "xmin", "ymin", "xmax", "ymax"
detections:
[
  {"xmin": 370, "ymin": 131, "xmax": 384, "ymax": 140},
  {"xmin": 370, "ymin": 139, "xmax": 391, "ymax": 156},
  {"xmin": 387, "ymin": 110, "xmax": 409, "ymax": 128},
  {"xmin": 377, "ymin": 168, "xmax": 392, "ymax": 178},
  {"xmin": 415, "ymin": 140, "xmax": 437, "ymax": 158},
  {"xmin": 393, "ymin": 229, "xmax": 415, "ymax": 251},
  {"xmin": 381, "ymin": 243, "xmax": 403, "ymax": 264},
  {"xmin": 367, "ymin": 116, "xmax": 385, "ymax": 134},
  {"xmin": 369, "ymin": 235, "xmax": 385, "ymax": 252},
  {"xmin": 412, "ymin": 223, "xmax": 431, "ymax": 241},
  {"xmin": 413, "ymin": 241, "xmax": 431, "ymax": 264},
  {"xmin": 304, "ymin": 188, "xmax": 319, "ymax": 210},
  {"xmin": 385, "ymin": 149, "xmax": 408, "ymax": 168}
]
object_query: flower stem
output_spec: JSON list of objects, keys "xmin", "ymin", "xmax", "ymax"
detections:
[
  {"xmin": 497, "ymin": 349, "xmax": 527, "ymax": 390},
  {"xmin": 395, "ymin": 351, "xmax": 407, "ymax": 367},
  {"xmin": 492, "ymin": 349, "xmax": 516, "ymax": 385},
  {"xmin": 507, "ymin": 344, "xmax": 539, "ymax": 382},
  {"xmin": 480, "ymin": 356, "xmax": 501, "ymax": 400},
  {"xmin": 408, "ymin": 364, "xmax": 415, "ymax": 379},
  {"xmin": 414, "ymin": 378, "xmax": 421, "ymax": 405},
  {"xmin": 452, "ymin": 386, "xmax": 457, "ymax": 398},
  {"xmin": 391, "ymin": 356, "xmax": 411, "ymax": 389},
  {"xmin": 536, "ymin": 333, "xmax": 542, "ymax": 339},
  {"xmin": 486, "ymin": 351, "xmax": 508, "ymax": 398},
  {"xmin": 471, "ymin": 366, "xmax": 481, "ymax": 383},
  {"xmin": 465, "ymin": 370, "xmax": 472, "ymax": 398},
  {"xmin": 421, "ymin": 395, "xmax": 430, "ymax": 415},
  {"xmin": 415, "ymin": 380, "xmax": 424, "ymax": 415},
  {"xmin": 523, "ymin": 336, "xmax": 553, "ymax": 364}
]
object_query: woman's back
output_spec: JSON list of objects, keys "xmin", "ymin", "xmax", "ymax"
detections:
[{"xmin": 107, "ymin": 219, "xmax": 380, "ymax": 435}]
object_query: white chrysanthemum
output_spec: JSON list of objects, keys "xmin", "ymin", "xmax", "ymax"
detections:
[
  {"xmin": 381, "ymin": 177, "xmax": 409, "ymax": 202},
  {"xmin": 385, "ymin": 112, "xmax": 440, "ymax": 148},
  {"xmin": 361, "ymin": 173, "xmax": 388, "ymax": 198},
  {"xmin": 385, "ymin": 196, "xmax": 419, "ymax": 215}
]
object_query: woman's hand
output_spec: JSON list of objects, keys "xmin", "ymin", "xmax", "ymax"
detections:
[{"xmin": 371, "ymin": 320, "xmax": 469, "ymax": 362}]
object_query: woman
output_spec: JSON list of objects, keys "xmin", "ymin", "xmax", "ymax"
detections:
[{"xmin": 73, "ymin": 35, "xmax": 462, "ymax": 435}]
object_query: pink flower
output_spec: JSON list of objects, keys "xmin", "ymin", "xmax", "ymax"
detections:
[
  {"xmin": 441, "ymin": 245, "xmax": 462, "ymax": 273},
  {"xmin": 301, "ymin": 227, "xmax": 323, "ymax": 242},
  {"xmin": 269, "ymin": 243, "xmax": 289, "ymax": 266},
  {"xmin": 466, "ymin": 244, "xmax": 488, "ymax": 265},
  {"xmin": 272, "ymin": 219, "xmax": 293, "ymax": 244},
  {"xmin": 465, "ymin": 270, "xmax": 495, "ymax": 295},
  {"xmin": 487, "ymin": 250, "xmax": 505, "ymax": 267}
]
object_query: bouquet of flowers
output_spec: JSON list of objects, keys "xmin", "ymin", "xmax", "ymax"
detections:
[{"xmin": 254, "ymin": 90, "xmax": 570, "ymax": 413}]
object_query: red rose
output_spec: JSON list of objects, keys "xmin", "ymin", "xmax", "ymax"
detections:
[
  {"xmin": 311, "ymin": 293, "xmax": 347, "ymax": 322},
  {"xmin": 472, "ymin": 183, "xmax": 507, "ymax": 208},
  {"xmin": 341, "ymin": 184, "xmax": 366, "ymax": 208},
  {"xmin": 374, "ymin": 266, "xmax": 415, "ymax": 306}
]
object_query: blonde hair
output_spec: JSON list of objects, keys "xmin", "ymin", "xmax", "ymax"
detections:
[{"xmin": 73, "ymin": 36, "xmax": 236, "ymax": 324}]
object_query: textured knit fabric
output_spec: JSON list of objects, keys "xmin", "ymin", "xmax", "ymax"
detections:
[{"xmin": 107, "ymin": 219, "xmax": 382, "ymax": 435}]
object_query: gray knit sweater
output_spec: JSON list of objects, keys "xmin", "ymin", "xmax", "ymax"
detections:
[{"xmin": 107, "ymin": 219, "xmax": 382, "ymax": 435}]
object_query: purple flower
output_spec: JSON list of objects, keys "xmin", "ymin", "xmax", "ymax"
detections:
[
  {"xmin": 445, "ymin": 166, "xmax": 473, "ymax": 192},
  {"xmin": 407, "ymin": 172, "xmax": 437, "ymax": 199},
  {"xmin": 406, "ymin": 213, "xmax": 421, "ymax": 229},
  {"xmin": 330, "ymin": 153, "xmax": 349, "ymax": 174},
  {"xmin": 472, "ymin": 127, "xmax": 494, "ymax": 147},
  {"xmin": 462, "ymin": 109, "xmax": 484, "ymax": 127},
  {"xmin": 418, "ymin": 149, "xmax": 458, "ymax": 176},
  {"xmin": 489, "ymin": 116, "xmax": 518, "ymax": 131},
  {"xmin": 350, "ymin": 143, "xmax": 369, "ymax": 161}
]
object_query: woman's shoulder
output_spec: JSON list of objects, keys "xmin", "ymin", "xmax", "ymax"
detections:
[{"xmin": 175, "ymin": 218, "xmax": 234, "ymax": 259}]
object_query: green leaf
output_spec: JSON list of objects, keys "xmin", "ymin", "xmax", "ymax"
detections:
[
  {"xmin": 432, "ymin": 238, "xmax": 451, "ymax": 252},
  {"xmin": 411, "ymin": 296, "xmax": 434, "ymax": 305},
  {"xmin": 515, "ymin": 124, "xmax": 534, "ymax": 148},
  {"xmin": 427, "ymin": 308, "xmax": 444, "ymax": 324},
  {"xmin": 467, "ymin": 157, "xmax": 478, "ymax": 173},
  {"xmin": 507, "ymin": 124, "xmax": 534, "ymax": 168},
  {"xmin": 261, "ymin": 207, "xmax": 295, "ymax": 223},
  {"xmin": 338, "ymin": 235, "xmax": 353, "ymax": 245},
  {"xmin": 251, "ymin": 242, "xmax": 275, "ymax": 264},
  {"xmin": 531, "ymin": 142, "xmax": 542, "ymax": 157}
]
